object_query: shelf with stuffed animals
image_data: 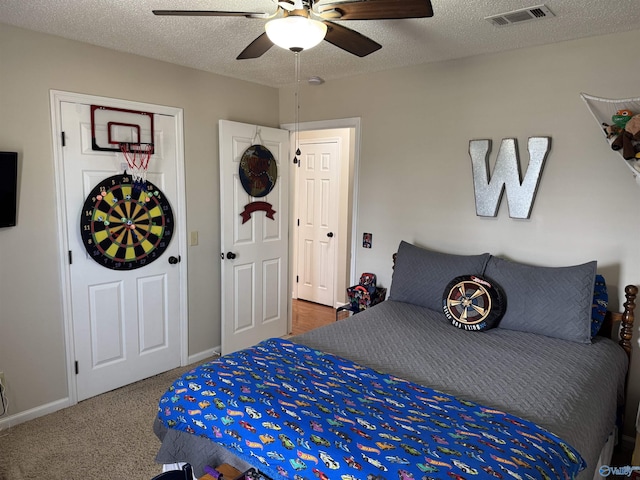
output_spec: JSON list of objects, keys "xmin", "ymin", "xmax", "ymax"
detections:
[{"xmin": 581, "ymin": 93, "xmax": 640, "ymax": 186}]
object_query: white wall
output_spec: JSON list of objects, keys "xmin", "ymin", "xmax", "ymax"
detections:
[
  {"xmin": 0, "ymin": 23, "xmax": 279, "ymax": 422},
  {"xmin": 3, "ymin": 20, "xmax": 640, "ymax": 439},
  {"xmin": 280, "ymin": 29, "xmax": 640, "ymax": 435}
]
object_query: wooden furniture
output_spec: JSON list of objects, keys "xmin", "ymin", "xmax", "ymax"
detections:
[
  {"xmin": 616, "ymin": 284, "xmax": 638, "ymax": 359},
  {"xmin": 594, "ymin": 285, "xmax": 637, "ymax": 361}
]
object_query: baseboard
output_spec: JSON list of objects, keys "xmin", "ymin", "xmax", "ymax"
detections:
[
  {"xmin": 188, "ymin": 346, "xmax": 220, "ymax": 365},
  {"xmin": 0, "ymin": 397, "xmax": 70, "ymax": 431},
  {"xmin": 0, "ymin": 351, "xmax": 220, "ymax": 432}
]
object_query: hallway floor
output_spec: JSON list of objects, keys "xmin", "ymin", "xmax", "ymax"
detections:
[{"xmin": 290, "ymin": 298, "xmax": 337, "ymax": 335}]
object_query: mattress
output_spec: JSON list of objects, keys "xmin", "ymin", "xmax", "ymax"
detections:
[
  {"xmin": 155, "ymin": 300, "xmax": 628, "ymax": 479},
  {"xmin": 293, "ymin": 300, "xmax": 628, "ymax": 479}
]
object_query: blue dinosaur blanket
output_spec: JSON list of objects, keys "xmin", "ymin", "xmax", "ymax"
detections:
[{"xmin": 158, "ymin": 338, "xmax": 585, "ymax": 479}]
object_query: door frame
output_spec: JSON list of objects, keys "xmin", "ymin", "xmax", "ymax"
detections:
[
  {"xmin": 49, "ymin": 90, "xmax": 189, "ymax": 406},
  {"xmin": 281, "ymin": 118, "xmax": 361, "ymax": 310}
]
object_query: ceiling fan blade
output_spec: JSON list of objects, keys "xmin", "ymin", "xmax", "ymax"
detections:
[
  {"xmin": 318, "ymin": 0, "xmax": 433, "ymax": 20},
  {"xmin": 322, "ymin": 21, "xmax": 381, "ymax": 57},
  {"xmin": 153, "ymin": 10, "xmax": 268, "ymax": 18},
  {"xmin": 236, "ymin": 32, "xmax": 275, "ymax": 60}
]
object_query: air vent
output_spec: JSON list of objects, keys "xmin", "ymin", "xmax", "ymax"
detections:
[{"xmin": 485, "ymin": 4, "xmax": 555, "ymax": 27}]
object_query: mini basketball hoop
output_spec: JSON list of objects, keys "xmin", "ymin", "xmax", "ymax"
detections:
[{"xmin": 119, "ymin": 142, "xmax": 153, "ymax": 187}]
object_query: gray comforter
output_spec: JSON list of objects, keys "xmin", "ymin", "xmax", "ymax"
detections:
[{"xmin": 155, "ymin": 300, "xmax": 628, "ymax": 479}]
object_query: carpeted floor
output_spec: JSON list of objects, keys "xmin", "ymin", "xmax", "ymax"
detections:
[
  {"xmin": 0, "ymin": 303, "xmax": 329, "ymax": 480},
  {"xmin": 0, "ymin": 360, "xmax": 210, "ymax": 480}
]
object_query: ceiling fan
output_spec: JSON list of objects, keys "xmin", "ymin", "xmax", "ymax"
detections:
[{"xmin": 153, "ymin": 0, "xmax": 434, "ymax": 60}]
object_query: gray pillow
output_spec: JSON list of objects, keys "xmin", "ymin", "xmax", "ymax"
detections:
[
  {"xmin": 389, "ymin": 241, "xmax": 491, "ymax": 311},
  {"xmin": 484, "ymin": 256, "xmax": 597, "ymax": 344}
]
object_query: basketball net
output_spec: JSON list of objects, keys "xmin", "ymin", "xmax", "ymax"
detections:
[{"xmin": 120, "ymin": 142, "xmax": 152, "ymax": 186}]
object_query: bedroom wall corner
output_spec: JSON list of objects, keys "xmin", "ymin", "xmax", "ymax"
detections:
[
  {"xmin": 278, "ymin": 28, "xmax": 640, "ymax": 437},
  {"xmin": 0, "ymin": 23, "xmax": 279, "ymax": 424}
]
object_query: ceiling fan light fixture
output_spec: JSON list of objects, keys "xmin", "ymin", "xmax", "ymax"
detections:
[{"xmin": 265, "ymin": 16, "xmax": 327, "ymax": 52}]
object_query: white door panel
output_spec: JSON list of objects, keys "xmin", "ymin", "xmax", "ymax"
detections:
[
  {"xmin": 219, "ymin": 120, "xmax": 289, "ymax": 355},
  {"xmin": 87, "ymin": 281, "xmax": 124, "ymax": 367},
  {"xmin": 61, "ymin": 101, "xmax": 183, "ymax": 401},
  {"xmin": 296, "ymin": 140, "xmax": 339, "ymax": 306}
]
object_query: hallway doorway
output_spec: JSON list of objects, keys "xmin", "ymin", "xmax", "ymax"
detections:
[{"xmin": 282, "ymin": 117, "xmax": 361, "ymax": 333}]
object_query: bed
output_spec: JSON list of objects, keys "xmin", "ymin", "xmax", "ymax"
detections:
[{"xmin": 154, "ymin": 241, "xmax": 637, "ymax": 480}]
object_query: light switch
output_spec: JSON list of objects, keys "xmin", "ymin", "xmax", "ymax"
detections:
[{"xmin": 190, "ymin": 231, "xmax": 199, "ymax": 246}]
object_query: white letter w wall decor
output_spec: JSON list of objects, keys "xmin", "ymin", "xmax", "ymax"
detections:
[{"xmin": 468, "ymin": 137, "xmax": 551, "ymax": 219}]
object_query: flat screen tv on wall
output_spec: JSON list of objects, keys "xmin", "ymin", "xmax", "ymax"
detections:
[{"xmin": 0, "ymin": 152, "xmax": 18, "ymax": 227}]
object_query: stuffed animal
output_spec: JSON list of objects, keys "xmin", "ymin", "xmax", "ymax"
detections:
[
  {"xmin": 606, "ymin": 110, "xmax": 640, "ymax": 160},
  {"xmin": 625, "ymin": 114, "xmax": 640, "ymax": 160},
  {"xmin": 624, "ymin": 114, "xmax": 640, "ymax": 140},
  {"xmin": 612, "ymin": 109, "xmax": 634, "ymax": 128},
  {"xmin": 602, "ymin": 122, "xmax": 621, "ymax": 139},
  {"xmin": 611, "ymin": 129, "xmax": 637, "ymax": 159}
]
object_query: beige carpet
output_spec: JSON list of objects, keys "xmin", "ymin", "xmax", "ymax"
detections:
[{"xmin": 0, "ymin": 360, "xmax": 210, "ymax": 480}]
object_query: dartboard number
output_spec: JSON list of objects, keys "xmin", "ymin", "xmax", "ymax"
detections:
[{"xmin": 79, "ymin": 174, "xmax": 175, "ymax": 270}]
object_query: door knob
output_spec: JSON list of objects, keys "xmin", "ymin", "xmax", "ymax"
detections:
[
  {"xmin": 327, "ymin": 232, "xmax": 334, "ymax": 238},
  {"xmin": 226, "ymin": 252, "xmax": 237, "ymax": 260},
  {"xmin": 168, "ymin": 255, "xmax": 181, "ymax": 264}
]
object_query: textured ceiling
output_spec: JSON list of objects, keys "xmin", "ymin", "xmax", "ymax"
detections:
[{"xmin": 1, "ymin": 0, "xmax": 640, "ymax": 88}]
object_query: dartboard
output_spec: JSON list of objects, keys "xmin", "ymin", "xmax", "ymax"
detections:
[
  {"xmin": 80, "ymin": 174, "xmax": 174, "ymax": 270},
  {"xmin": 239, "ymin": 144, "xmax": 277, "ymax": 197}
]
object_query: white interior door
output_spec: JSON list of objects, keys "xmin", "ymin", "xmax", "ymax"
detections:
[
  {"xmin": 60, "ymin": 100, "xmax": 184, "ymax": 401},
  {"xmin": 219, "ymin": 120, "xmax": 289, "ymax": 355},
  {"xmin": 295, "ymin": 139, "xmax": 340, "ymax": 307}
]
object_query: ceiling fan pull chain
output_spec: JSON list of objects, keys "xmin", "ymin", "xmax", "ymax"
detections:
[{"xmin": 293, "ymin": 51, "xmax": 301, "ymax": 165}]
